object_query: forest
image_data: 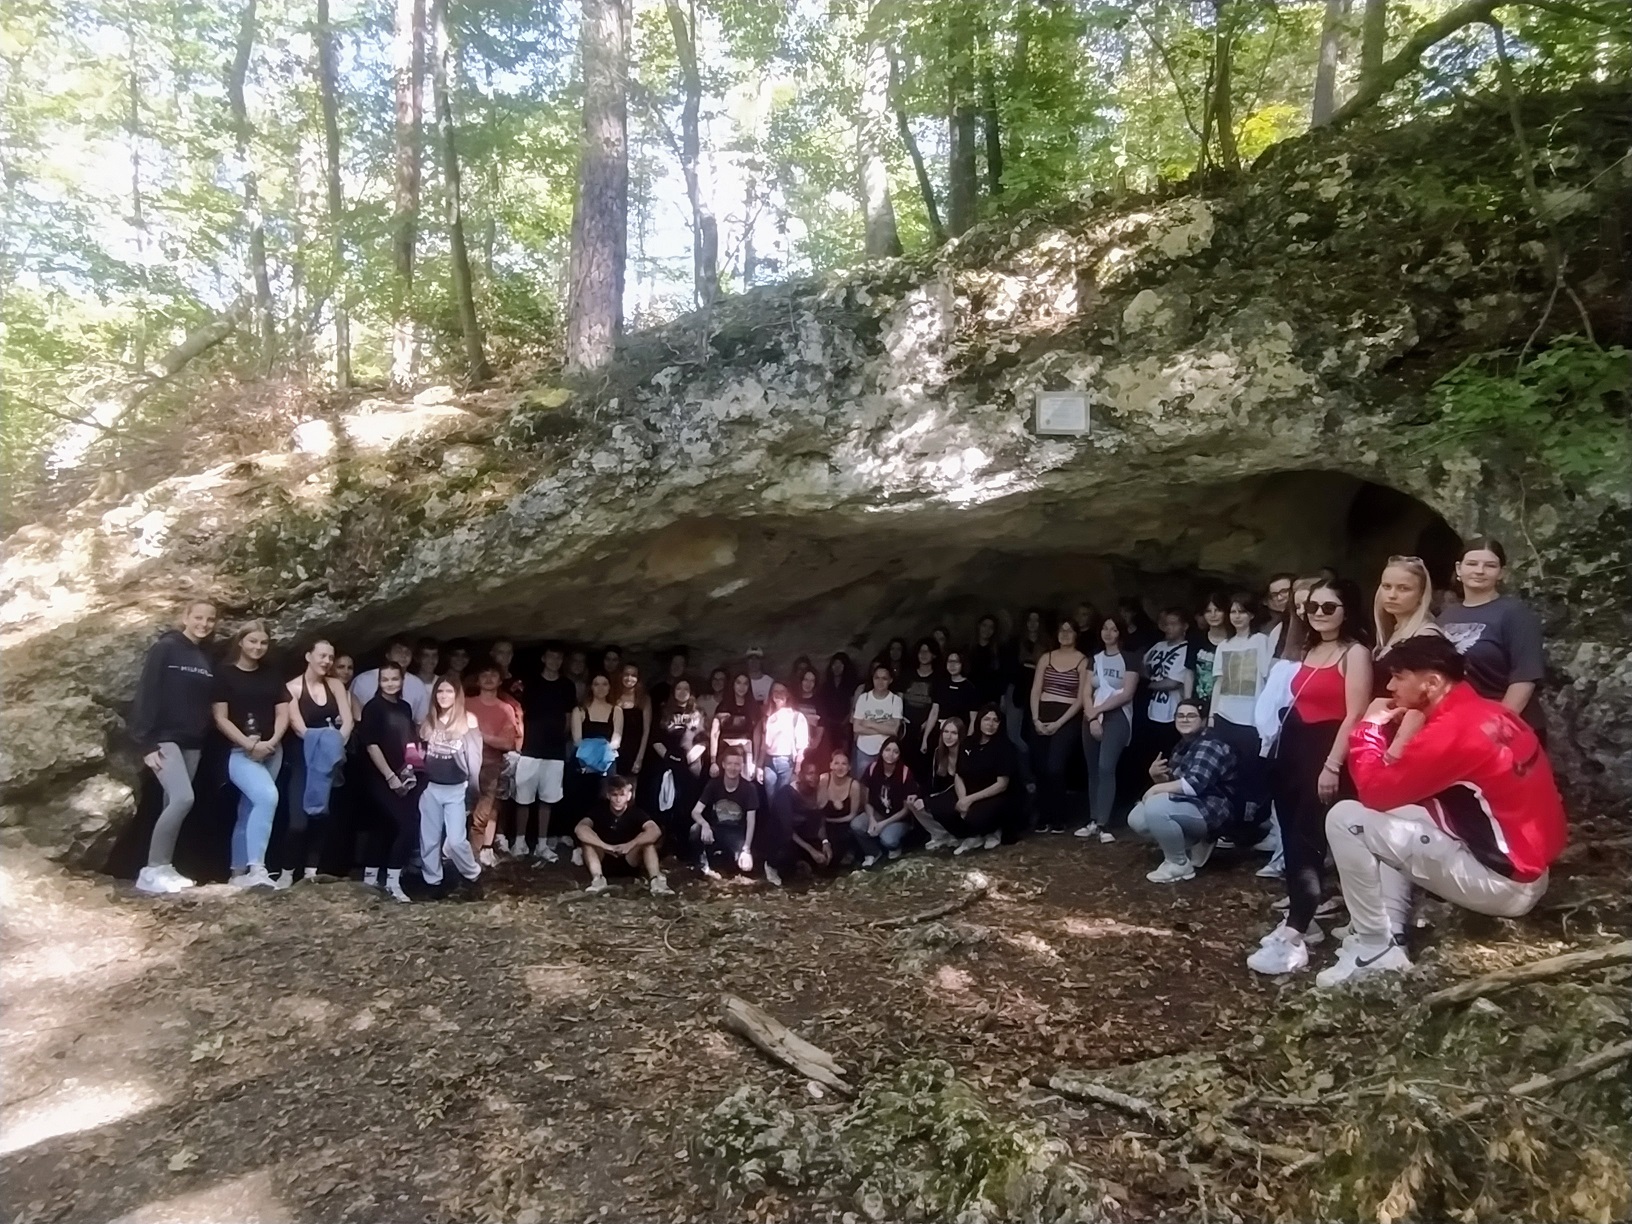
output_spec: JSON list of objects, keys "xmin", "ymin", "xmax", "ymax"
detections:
[{"xmin": 3, "ymin": 0, "xmax": 1627, "ymax": 506}]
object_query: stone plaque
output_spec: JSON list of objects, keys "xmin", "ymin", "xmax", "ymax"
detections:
[{"xmin": 1035, "ymin": 390, "xmax": 1090, "ymax": 436}]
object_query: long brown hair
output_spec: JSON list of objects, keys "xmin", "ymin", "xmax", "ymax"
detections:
[
  {"xmin": 615, "ymin": 663, "xmax": 647, "ymax": 708},
  {"xmin": 932, "ymin": 717, "xmax": 965, "ymax": 777},
  {"xmin": 420, "ymin": 675, "xmax": 469, "ymax": 741},
  {"xmin": 1275, "ymin": 577, "xmax": 1322, "ymax": 661},
  {"xmin": 226, "ymin": 620, "xmax": 271, "ymax": 666}
]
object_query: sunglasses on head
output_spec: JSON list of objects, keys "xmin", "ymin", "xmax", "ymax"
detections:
[
  {"xmin": 1388, "ymin": 554, "xmax": 1425, "ymax": 565},
  {"xmin": 1304, "ymin": 599, "xmax": 1343, "ymax": 616}
]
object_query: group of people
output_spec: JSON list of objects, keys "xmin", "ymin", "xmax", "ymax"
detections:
[{"xmin": 124, "ymin": 536, "xmax": 1567, "ymax": 987}]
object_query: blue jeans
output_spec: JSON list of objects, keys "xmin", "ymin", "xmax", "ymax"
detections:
[
  {"xmin": 849, "ymin": 813, "xmax": 908, "ymax": 860},
  {"xmin": 762, "ymin": 755, "xmax": 794, "ymax": 802},
  {"xmin": 229, "ymin": 745, "xmax": 284, "ymax": 870},
  {"xmin": 852, "ymin": 745, "xmax": 879, "ymax": 779},
  {"xmin": 1128, "ymin": 793, "xmax": 1211, "ymax": 865}
]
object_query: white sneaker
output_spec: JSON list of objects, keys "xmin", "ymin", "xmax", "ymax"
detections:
[
  {"xmin": 925, "ymin": 836, "xmax": 956, "ymax": 852},
  {"xmin": 953, "ymin": 837, "xmax": 982, "ymax": 856},
  {"xmin": 887, "ymin": 848, "xmax": 903, "ymax": 860},
  {"xmin": 1252, "ymin": 829, "xmax": 1280, "ymax": 853},
  {"xmin": 1271, "ymin": 895, "xmax": 1290, "ymax": 912},
  {"xmin": 272, "ymin": 868, "xmax": 294, "ymax": 891},
  {"xmin": 478, "ymin": 848, "xmax": 497, "ymax": 868},
  {"xmin": 1258, "ymin": 921, "xmax": 1323, "ymax": 947},
  {"xmin": 494, "ymin": 834, "xmax": 511, "ymax": 855},
  {"xmin": 234, "ymin": 866, "xmax": 277, "ymax": 890},
  {"xmin": 1316, "ymin": 939, "xmax": 1412, "ymax": 988},
  {"xmin": 384, "ymin": 873, "xmax": 411, "ymax": 903},
  {"xmin": 534, "ymin": 840, "xmax": 559, "ymax": 863},
  {"xmin": 135, "ymin": 866, "xmax": 178, "ymax": 895},
  {"xmin": 1097, "ymin": 828, "xmax": 1115, "ymax": 843},
  {"xmin": 861, "ymin": 855, "xmax": 878, "ymax": 868},
  {"xmin": 571, "ymin": 847, "xmax": 584, "ymax": 867},
  {"xmin": 1146, "ymin": 859, "xmax": 1195, "ymax": 884},
  {"xmin": 1188, "ymin": 840, "xmax": 1214, "ymax": 869},
  {"xmin": 1315, "ymin": 896, "xmax": 1345, "ymax": 919},
  {"xmin": 700, "ymin": 862, "xmax": 722, "ymax": 880},
  {"xmin": 362, "ymin": 867, "xmax": 380, "ymax": 887},
  {"xmin": 650, "ymin": 875, "xmax": 675, "ymax": 897},
  {"xmin": 1255, "ymin": 859, "xmax": 1285, "ymax": 879},
  {"xmin": 1073, "ymin": 822, "xmax": 1100, "ymax": 839},
  {"xmin": 982, "ymin": 833, "xmax": 1002, "ymax": 851},
  {"xmin": 1246, "ymin": 927, "xmax": 1309, "ymax": 975},
  {"xmin": 158, "ymin": 864, "xmax": 196, "ymax": 891},
  {"xmin": 584, "ymin": 875, "xmax": 609, "ymax": 895},
  {"xmin": 299, "ymin": 868, "xmax": 320, "ymax": 884},
  {"xmin": 764, "ymin": 864, "xmax": 783, "ymax": 887},
  {"xmin": 511, "ymin": 837, "xmax": 531, "ymax": 858}
]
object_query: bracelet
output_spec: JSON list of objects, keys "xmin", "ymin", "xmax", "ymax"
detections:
[{"xmin": 1321, "ymin": 762, "xmax": 1340, "ymax": 773}]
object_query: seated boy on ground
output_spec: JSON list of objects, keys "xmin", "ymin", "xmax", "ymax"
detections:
[
  {"xmin": 689, "ymin": 745, "xmax": 760, "ymax": 879},
  {"xmin": 575, "ymin": 775, "xmax": 674, "ymax": 896},
  {"xmin": 1319, "ymin": 635, "xmax": 1566, "ymax": 987}
]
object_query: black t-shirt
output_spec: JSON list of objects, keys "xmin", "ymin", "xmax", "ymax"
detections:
[
  {"xmin": 714, "ymin": 698, "xmax": 757, "ymax": 741},
  {"xmin": 591, "ymin": 799, "xmax": 652, "ymax": 845},
  {"xmin": 865, "ymin": 764, "xmax": 916, "ymax": 816},
  {"xmin": 777, "ymin": 786, "xmax": 826, "ymax": 844},
  {"xmin": 212, "ymin": 663, "xmax": 288, "ymax": 739},
  {"xmin": 1440, "ymin": 596, "xmax": 1547, "ymax": 730},
  {"xmin": 959, "ymin": 737, "xmax": 1013, "ymax": 793},
  {"xmin": 696, "ymin": 776, "xmax": 762, "ymax": 827},
  {"xmin": 522, "ymin": 675, "xmax": 578, "ymax": 759},
  {"xmin": 358, "ymin": 694, "xmax": 418, "ymax": 775},
  {"xmin": 934, "ymin": 675, "xmax": 979, "ymax": 730},
  {"xmin": 901, "ymin": 668, "xmax": 938, "ymax": 722}
]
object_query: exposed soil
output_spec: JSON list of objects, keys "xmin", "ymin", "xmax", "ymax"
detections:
[{"xmin": 2, "ymin": 834, "xmax": 1624, "ymax": 1224}]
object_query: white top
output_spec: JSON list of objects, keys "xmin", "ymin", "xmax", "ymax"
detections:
[
  {"xmin": 749, "ymin": 673, "xmax": 774, "ymax": 703},
  {"xmin": 851, "ymin": 689, "xmax": 903, "ymax": 756},
  {"xmin": 1210, "ymin": 633, "xmax": 1271, "ymax": 727},
  {"xmin": 763, "ymin": 707, "xmax": 811, "ymax": 758},
  {"xmin": 351, "ymin": 669, "xmax": 430, "ymax": 723},
  {"xmin": 1142, "ymin": 640, "xmax": 1190, "ymax": 725},
  {"xmin": 1092, "ymin": 650, "xmax": 1136, "ymax": 729}
]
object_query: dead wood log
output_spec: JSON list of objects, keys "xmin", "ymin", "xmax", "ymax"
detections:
[
  {"xmin": 868, "ymin": 873, "xmax": 990, "ymax": 928},
  {"xmin": 1422, "ymin": 939, "xmax": 1632, "ymax": 1011},
  {"xmin": 720, "ymin": 994, "xmax": 852, "ymax": 1095},
  {"xmin": 1449, "ymin": 1038, "xmax": 1632, "ymax": 1120}
]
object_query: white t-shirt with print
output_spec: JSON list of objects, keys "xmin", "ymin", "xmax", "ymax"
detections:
[
  {"xmin": 1210, "ymin": 633, "xmax": 1270, "ymax": 727},
  {"xmin": 1092, "ymin": 650, "xmax": 1137, "ymax": 730},
  {"xmin": 1142, "ymin": 640, "xmax": 1190, "ymax": 725},
  {"xmin": 851, "ymin": 689, "xmax": 904, "ymax": 756}
]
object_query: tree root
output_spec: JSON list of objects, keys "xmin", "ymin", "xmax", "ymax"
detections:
[
  {"xmin": 1421, "ymin": 939, "xmax": 1632, "ymax": 1011},
  {"xmin": 868, "ymin": 873, "xmax": 990, "ymax": 928},
  {"xmin": 720, "ymin": 993, "xmax": 853, "ymax": 1095}
]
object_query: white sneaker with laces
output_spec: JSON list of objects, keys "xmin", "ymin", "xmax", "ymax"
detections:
[
  {"xmin": 534, "ymin": 840, "xmax": 559, "ymax": 863},
  {"xmin": 861, "ymin": 855, "xmax": 878, "ymax": 868},
  {"xmin": 135, "ymin": 866, "xmax": 177, "ymax": 895},
  {"xmin": 512, "ymin": 837, "xmax": 531, "ymax": 858},
  {"xmin": 1316, "ymin": 939, "xmax": 1412, "ymax": 988},
  {"xmin": 1188, "ymin": 840, "xmax": 1214, "ymax": 869},
  {"xmin": 1146, "ymin": 859, "xmax": 1195, "ymax": 884},
  {"xmin": 1246, "ymin": 926, "xmax": 1310, "ymax": 975},
  {"xmin": 158, "ymin": 864, "xmax": 196, "ymax": 891},
  {"xmin": 1271, "ymin": 895, "xmax": 1290, "ymax": 912},
  {"xmin": 299, "ymin": 868, "xmax": 319, "ymax": 884},
  {"xmin": 1314, "ymin": 896, "xmax": 1345, "ymax": 919},
  {"xmin": 982, "ymin": 833, "xmax": 1002, "ymax": 851},
  {"xmin": 764, "ymin": 864, "xmax": 783, "ymax": 887},
  {"xmin": 478, "ymin": 848, "xmax": 497, "ymax": 868},
  {"xmin": 887, "ymin": 847, "xmax": 903, "ymax": 860},
  {"xmin": 953, "ymin": 837, "xmax": 982, "ymax": 856},
  {"xmin": 1097, "ymin": 828, "xmax": 1115, "ymax": 843},
  {"xmin": 494, "ymin": 834, "xmax": 511, "ymax": 855},
  {"xmin": 1258, "ymin": 921, "xmax": 1323, "ymax": 947},
  {"xmin": 384, "ymin": 871, "xmax": 411, "ymax": 903},
  {"xmin": 272, "ymin": 868, "xmax": 294, "ymax": 890},
  {"xmin": 1256, "ymin": 848, "xmax": 1286, "ymax": 878},
  {"xmin": 236, "ymin": 865, "xmax": 277, "ymax": 890},
  {"xmin": 1252, "ymin": 829, "xmax": 1281, "ymax": 853},
  {"xmin": 925, "ymin": 836, "xmax": 956, "ymax": 851},
  {"xmin": 650, "ymin": 875, "xmax": 675, "ymax": 897},
  {"xmin": 584, "ymin": 875, "xmax": 609, "ymax": 895},
  {"xmin": 1073, "ymin": 822, "xmax": 1100, "ymax": 839}
]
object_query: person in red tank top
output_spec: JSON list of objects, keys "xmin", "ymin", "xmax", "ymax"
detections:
[{"xmin": 1316, "ymin": 634, "xmax": 1566, "ymax": 988}]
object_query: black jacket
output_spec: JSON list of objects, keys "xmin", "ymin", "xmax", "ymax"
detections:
[{"xmin": 127, "ymin": 630, "xmax": 215, "ymax": 753}]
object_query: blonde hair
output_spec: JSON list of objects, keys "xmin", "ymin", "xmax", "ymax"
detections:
[
  {"xmin": 227, "ymin": 619, "xmax": 270, "ymax": 665},
  {"xmin": 1375, "ymin": 557, "xmax": 1437, "ymax": 651},
  {"xmin": 420, "ymin": 675, "xmax": 470, "ymax": 741}
]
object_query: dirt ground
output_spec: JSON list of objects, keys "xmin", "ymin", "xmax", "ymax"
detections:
[{"xmin": 1, "ymin": 833, "xmax": 1623, "ymax": 1224}]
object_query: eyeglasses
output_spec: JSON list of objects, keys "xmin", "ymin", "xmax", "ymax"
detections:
[{"xmin": 1304, "ymin": 600, "xmax": 1343, "ymax": 616}]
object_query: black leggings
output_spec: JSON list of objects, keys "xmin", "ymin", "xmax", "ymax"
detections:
[
  {"xmin": 1271, "ymin": 711, "xmax": 1348, "ymax": 931},
  {"xmin": 926, "ymin": 788, "xmax": 1004, "ymax": 839},
  {"xmin": 367, "ymin": 777, "xmax": 420, "ymax": 871}
]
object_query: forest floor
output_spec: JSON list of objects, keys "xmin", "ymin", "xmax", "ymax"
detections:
[{"xmin": 2, "ymin": 832, "xmax": 1627, "ymax": 1224}]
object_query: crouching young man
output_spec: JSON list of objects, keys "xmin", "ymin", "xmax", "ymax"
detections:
[
  {"xmin": 1318, "ymin": 635, "xmax": 1566, "ymax": 988},
  {"xmin": 574, "ymin": 775, "xmax": 674, "ymax": 896}
]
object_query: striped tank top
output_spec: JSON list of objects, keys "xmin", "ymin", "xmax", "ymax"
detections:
[{"xmin": 1040, "ymin": 655, "xmax": 1081, "ymax": 703}]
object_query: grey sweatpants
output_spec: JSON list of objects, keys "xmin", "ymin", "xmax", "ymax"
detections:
[{"xmin": 147, "ymin": 742, "xmax": 202, "ymax": 867}]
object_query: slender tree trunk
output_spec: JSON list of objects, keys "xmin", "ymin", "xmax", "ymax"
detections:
[
  {"xmin": 228, "ymin": 0, "xmax": 275, "ymax": 370},
  {"xmin": 858, "ymin": 7, "xmax": 902, "ymax": 259},
  {"xmin": 390, "ymin": 0, "xmax": 425, "ymax": 389},
  {"xmin": 1007, "ymin": 2, "xmax": 1030, "ymax": 167},
  {"xmin": 565, "ymin": 0, "xmax": 629, "ymax": 373},
  {"xmin": 664, "ymin": 0, "xmax": 719, "ymax": 308},
  {"xmin": 741, "ymin": 172, "xmax": 758, "ymax": 289},
  {"xmin": 1360, "ymin": 0, "xmax": 1387, "ymax": 87},
  {"xmin": 315, "ymin": 0, "xmax": 349, "ymax": 387},
  {"xmin": 976, "ymin": 19, "xmax": 1002, "ymax": 196},
  {"xmin": 889, "ymin": 48, "xmax": 945, "ymax": 244},
  {"xmin": 1312, "ymin": 0, "xmax": 1349, "ymax": 126},
  {"xmin": 945, "ymin": 11, "xmax": 979, "ymax": 236},
  {"xmin": 125, "ymin": 16, "xmax": 149, "ymax": 370},
  {"xmin": 1205, "ymin": 0, "xmax": 1240, "ymax": 172},
  {"xmin": 430, "ymin": 0, "xmax": 490, "ymax": 382}
]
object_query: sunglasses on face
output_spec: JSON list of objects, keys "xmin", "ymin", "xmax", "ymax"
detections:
[{"xmin": 1304, "ymin": 600, "xmax": 1343, "ymax": 616}]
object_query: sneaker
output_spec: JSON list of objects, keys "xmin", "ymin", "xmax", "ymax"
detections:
[
  {"xmin": 299, "ymin": 868, "xmax": 320, "ymax": 884},
  {"xmin": 161, "ymin": 865, "xmax": 196, "ymax": 891},
  {"xmin": 1246, "ymin": 927, "xmax": 1310, "ymax": 975},
  {"xmin": 764, "ymin": 864, "xmax": 783, "ymax": 887},
  {"xmin": 511, "ymin": 837, "xmax": 531, "ymax": 858},
  {"xmin": 134, "ymin": 866, "xmax": 178, "ymax": 895},
  {"xmin": 1252, "ymin": 829, "xmax": 1280, "ymax": 853},
  {"xmin": 982, "ymin": 833, "xmax": 1002, "ymax": 851},
  {"xmin": 1146, "ymin": 859, "xmax": 1195, "ymax": 884},
  {"xmin": 1255, "ymin": 858, "xmax": 1285, "ymax": 879},
  {"xmin": 533, "ymin": 840, "xmax": 559, "ymax": 864},
  {"xmin": 1315, "ymin": 939, "xmax": 1412, "ymax": 988},
  {"xmin": 1314, "ymin": 896, "xmax": 1345, "ymax": 919},
  {"xmin": 925, "ymin": 836, "xmax": 956, "ymax": 852},
  {"xmin": 953, "ymin": 837, "xmax": 982, "ymax": 856},
  {"xmin": 584, "ymin": 875, "xmax": 610, "ymax": 895},
  {"xmin": 273, "ymin": 868, "xmax": 294, "ymax": 891},
  {"xmin": 571, "ymin": 847, "xmax": 584, "ymax": 867},
  {"xmin": 649, "ymin": 875, "xmax": 675, "ymax": 897},
  {"xmin": 494, "ymin": 834, "xmax": 511, "ymax": 856},
  {"xmin": 1073, "ymin": 822, "xmax": 1100, "ymax": 839},
  {"xmin": 1097, "ymin": 828, "xmax": 1115, "ymax": 843},
  {"xmin": 1215, "ymin": 836, "xmax": 1237, "ymax": 850},
  {"xmin": 861, "ymin": 855, "xmax": 878, "ymax": 869},
  {"xmin": 362, "ymin": 867, "xmax": 380, "ymax": 887},
  {"xmin": 234, "ymin": 866, "xmax": 277, "ymax": 890},
  {"xmin": 384, "ymin": 874, "xmax": 411, "ymax": 904},
  {"xmin": 1271, "ymin": 895, "xmax": 1290, "ymax": 912},
  {"xmin": 1188, "ymin": 840, "xmax": 1214, "ymax": 869},
  {"xmin": 478, "ymin": 848, "xmax": 497, "ymax": 868},
  {"xmin": 887, "ymin": 848, "xmax": 904, "ymax": 860},
  {"xmin": 1258, "ymin": 921, "xmax": 1323, "ymax": 947},
  {"xmin": 699, "ymin": 861, "xmax": 722, "ymax": 880}
]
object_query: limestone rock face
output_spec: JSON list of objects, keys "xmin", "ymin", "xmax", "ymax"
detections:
[{"xmin": 2, "ymin": 92, "xmax": 1628, "ymax": 863}]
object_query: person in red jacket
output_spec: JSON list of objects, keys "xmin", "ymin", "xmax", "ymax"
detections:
[{"xmin": 1318, "ymin": 634, "xmax": 1566, "ymax": 987}]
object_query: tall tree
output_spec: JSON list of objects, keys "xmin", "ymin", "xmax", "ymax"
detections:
[
  {"xmin": 430, "ymin": 0, "xmax": 490, "ymax": 382},
  {"xmin": 664, "ymin": 0, "xmax": 719, "ymax": 308},
  {"xmin": 945, "ymin": 11, "xmax": 979, "ymax": 235},
  {"xmin": 228, "ymin": 0, "xmax": 275, "ymax": 369},
  {"xmin": 1200, "ymin": 0, "xmax": 1241, "ymax": 172},
  {"xmin": 390, "ymin": 0, "xmax": 426, "ymax": 389},
  {"xmin": 976, "ymin": 17, "xmax": 1003, "ymax": 196},
  {"xmin": 1312, "ymin": 0, "xmax": 1350, "ymax": 126},
  {"xmin": 890, "ymin": 48, "xmax": 945, "ymax": 244},
  {"xmin": 314, "ymin": 0, "xmax": 349, "ymax": 387},
  {"xmin": 1359, "ymin": 0, "xmax": 1387, "ymax": 87},
  {"xmin": 565, "ymin": 0, "xmax": 629, "ymax": 372},
  {"xmin": 123, "ymin": 13, "xmax": 149, "ymax": 370},
  {"xmin": 858, "ymin": 7, "xmax": 902, "ymax": 259}
]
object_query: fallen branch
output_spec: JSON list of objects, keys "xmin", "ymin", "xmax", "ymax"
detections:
[
  {"xmin": 868, "ymin": 873, "xmax": 990, "ymax": 929},
  {"xmin": 1422, "ymin": 940, "xmax": 1632, "ymax": 1011},
  {"xmin": 1447, "ymin": 1038, "xmax": 1632, "ymax": 1121},
  {"xmin": 720, "ymin": 994, "xmax": 852, "ymax": 1095},
  {"xmin": 1043, "ymin": 1072, "xmax": 1315, "ymax": 1168}
]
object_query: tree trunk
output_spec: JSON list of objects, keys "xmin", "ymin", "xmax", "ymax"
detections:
[
  {"xmin": 1205, "ymin": 0, "xmax": 1240, "ymax": 172},
  {"xmin": 315, "ymin": 0, "xmax": 350, "ymax": 388},
  {"xmin": 1359, "ymin": 0, "xmax": 1387, "ymax": 87},
  {"xmin": 565, "ymin": 0, "xmax": 629, "ymax": 373},
  {"xmin": 1327, "ymin": 0, "xmax": 1501, "ymax": 127},
  {"xmin": 741, "ymin": 171, "xmax": 758, "ymax": 289},
  {"xmin": 125, "ymin": 15, "xmax": 149, "ymax": 371},
  {"xmin": 430, "ymin": 0, "xmax": 490, "ymax": 382},
  {"xmin": 664, "ymin": 0, "xmax": 719, "ymax": 308},
  {"xmin": 889, "ymin": 48, "xmax": 945, "ymax": 244},
  {"xmin": 945, "ymin": 11, "xmax": 979, "ymax": 236},
  {"xmin": 976, "ymin": 19, "xmax": 1003, "ymax": 195},
  {"xmin": 1311, "ymin": 0, "xmax": 1349, "ymax": 126},
  {"xmin": 228, "ymin": 0, "xmax": 275, "ymax": 371},
  {"xmin": 1007, "ymin": 3, "xmax": 1030, "ymax": 167},
  {"xmin": 858, "ymin": 8, "xmax": 902, "ymax": 259},
  {"xmin": 390, "ymin": 0, "xmax": 426, "ymax": 390}
]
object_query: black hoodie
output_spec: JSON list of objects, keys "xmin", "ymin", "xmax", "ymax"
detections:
[{"xmin": 127, "ymin": 629, "xmax": 215, "ymax": 753}]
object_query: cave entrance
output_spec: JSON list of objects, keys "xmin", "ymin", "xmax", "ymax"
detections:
[{"xmin": 371, "ymin": 469, "xmax": 1460, "ymax": 666}]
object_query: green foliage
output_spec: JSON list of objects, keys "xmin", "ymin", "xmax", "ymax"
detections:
[{"xmin": 1425, "ymin": 337, "xmax": 1631, "ymax": 495}]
